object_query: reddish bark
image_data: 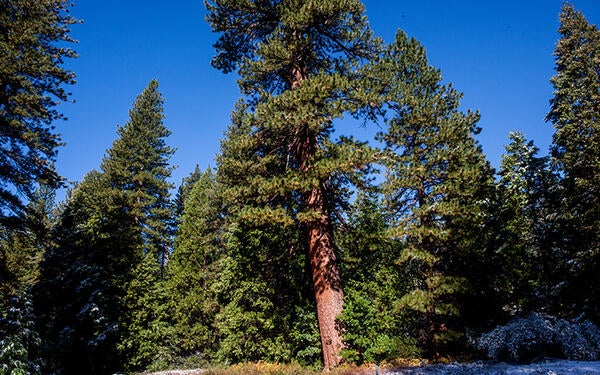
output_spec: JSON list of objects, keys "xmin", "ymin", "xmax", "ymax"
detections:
[
  {"xmin": 290, "ymin": 62, "xmax": 344, "ymax": 370},
  {"xmin": 305, "ymin": 187, "xmax": 344, "ymax": 370}
]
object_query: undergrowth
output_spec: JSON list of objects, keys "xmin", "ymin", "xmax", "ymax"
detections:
[{"xmin": 206, "ymin": 362, "xmax": 382, "ymax": 375}]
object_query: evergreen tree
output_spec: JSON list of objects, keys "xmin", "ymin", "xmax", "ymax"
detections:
[
  {"xmin": 495, "ymin": 132, "xmax": 560, "ymax": 315},
  {"xmin": 118, "ymin": 252, "xmax": 173, "ymax": 372},
  {"xmin": 166, "ymin": 168, "xmax": 223, "ymax": 364},
  {"xmin": 174, "ymin": 164, "xmax": 203, "ymax": 219},
  {"xmin": 35, "ymin": 171, "xmax": 137, "ymax": 375},
  {"xmin": 35, "ymin": 81, "xmax": 176, "ymax": 374},
  {"xmin": 0, "ymin": 0, "xmax": 77, "ymax": 226},
  {"xmin": 206, "ymin": 1, "xmax": 377, "ymax": 368},
  {"xmin": 546, "ymin": 3, "xmax": 600, "ymax": 322},
  {"xmin": 377, "ymin": 31, "xmax": 495, "ymax": 355},
  {"xmin": 0, "ymin": 186, "xmax": 55, "ymax": 374},
  {"xmin": 211, "ymin": 103, "xmax": 322, "ymax": 366},
  {"xmin": 100, "ymin": 79, "xmax": 176, "ymax": 267},
  {"xmin": 109, "ymin": 80, "xmax": 175, "ymax": 371},
  {"xmin": 0, "ymin": 291, "xmax": 43, "ymax": 375},
  {"xmin": 338, "ymin": 190, "xmax": 420, "ymax": 364}
]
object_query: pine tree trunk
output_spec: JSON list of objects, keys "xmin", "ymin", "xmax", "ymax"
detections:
[
  {"xmin": 305, "ymin": 187, "xmax": 344, "ymax": 370},
  {"xmin": 291, "ymin": 64, "xmax": 344, "ymax": 370},
  {"xmin": 295, "ymin": 129, "xmax": 344, "ymax": 369}
]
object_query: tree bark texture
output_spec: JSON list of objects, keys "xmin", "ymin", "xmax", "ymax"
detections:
[
  {"xmin": 289, "ymin": 59, "xmax": 344, "ymax": 369},
  {"xmin": 305, "ymin": 187, "xmax": 344, "ymax": 370},
  {"xmin": 294, "ymin": 122, "xmax": 344, "ymax": 370}
]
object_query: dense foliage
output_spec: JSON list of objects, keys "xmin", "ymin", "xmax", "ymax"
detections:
[
  {"xmin": 2, "ymin": 1, "xmax": 600, "ymax": 374},
  {"xmin": 33, "ymin": 80, "xmax": 174, "ymax": 374},
  {"xmin": 0, "ymin": 0, "xmax": 77, "ymax": 227},
  {"xmin": 376, "ymin": 31, "xmax": 496, "ymax": 355},
  {"xmin": 546, "ymin": 3, "xmax": 600, "ymax": 322},
  {"xmin": 0, "ymin": 1, "xmax": 76, "ymax": 372}
]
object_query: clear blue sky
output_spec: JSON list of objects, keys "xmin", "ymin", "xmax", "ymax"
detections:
[{"xmin": 56, "ymin": 1, "xmax": 600, "ymax": 198}]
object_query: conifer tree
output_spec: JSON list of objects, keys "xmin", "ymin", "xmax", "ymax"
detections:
[
  {"xmin": 36, "ymin": 171, "xmax": 137, "ymax": 375},
  {"xmin": 0, "ymin": 188, "xmax": 54, "ymax": 375},
  {"xmin": 212, "ymin": 103, "xmax": 322, "ymax": 366},
  {"xmin": 377, "ymin": 31, "xmax": 495, "ymax": 355},
  {"xmin": 0, "ymin": 186, "xmax": 56, "ymax": 373},
  {"xmin": 0, "ymin": 291, "xmax": 43, "ymax": 375},
  {"xmin": 546, "ymin": 3, "xmax": 600, "ymax": 322},
  {"xmin": 206, "ymin": 1, "xmax": 377, "ymax": 368},
  {"xmin": 119, "ymin": 252, "xmax": 173, "ymax": 372},
  {"xmin": 103, "ymin": 80, "xmax": 175, "ymax": 370},
  {"xmin": 101, "ymin": 79, "xmax": 175, "ymax": 267},
  {"xmin": 166, "ymin": 168, "xmax": 223, "ymax": 363},
  {"xmin": 0, "ymin": 0, "xmax": 77, "ymax": 226},
  {"xmin": 35, "ymin": 81, "xmax": 176, "ymax": 374},
  {"xmin": 495, "ymin": 132, "xmax": 560, "ymax": 314},
  {"xmin": 175, "ymin": 164, "xmax": 203, "ymax": 219},
  {"xmin": 338, "ymin": 190, "xmax": 420, "ymax": 363}
]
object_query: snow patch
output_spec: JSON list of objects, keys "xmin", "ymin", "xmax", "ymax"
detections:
[
  {"xmin": 386, "ymin": 360, "xmax": 600, "ymax": 374},
  {"xmin": 476, "ymin": 313, "xmax": 600, "ymax": 362}
]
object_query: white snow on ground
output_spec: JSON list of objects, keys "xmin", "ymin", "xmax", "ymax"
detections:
[{"xmin": 386, "ymin": 360, "xmax": 600, "ymax": 374}]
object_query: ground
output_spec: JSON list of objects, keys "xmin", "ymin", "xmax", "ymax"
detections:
[
  {"xmin": 387, "ymin": 360, "xmax": 600, "ymax": 374},
  {"xmin": 144, "ymin": 361, "xmax": 600, "ymax": 374}
]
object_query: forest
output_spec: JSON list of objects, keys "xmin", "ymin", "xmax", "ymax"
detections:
[{"xmin": 1, "ymin": 0, "xmax": 600, "ymax": 374}]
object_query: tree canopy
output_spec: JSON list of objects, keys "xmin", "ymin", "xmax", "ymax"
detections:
[{"xmin": 0, "ymin": 0, "xmax": 77, "ymax": 226}]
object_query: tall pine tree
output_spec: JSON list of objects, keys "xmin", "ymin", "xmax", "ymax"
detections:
[
  {"xmin": 206, "ymin": 0, "xmax": 378, "ymax": 368},
  {"xmin": 209, "ymin": 102, "xmax": 322, "ymax": 366},
  {"xmin": 103, "ymin": 80, "xmax": 175, "ymax": 371},
  {"xmin": 546, "ymin": 4, "xmax": 600, "ymax": 322},
  {"xmin": 495, "ymin": 131, "xmax": 560, "ymax": 315}
]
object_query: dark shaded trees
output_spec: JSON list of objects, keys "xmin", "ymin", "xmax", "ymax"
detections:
[
  {"xmin": 0, "ymin": 291, "xmax": 43, "ymax": 374},
  {"xmin": 0, "ymin": 187, "xmax": 55, "ymax": 374},
  {"xmin": 35, "ymin": 80, "xmax": 175, "ymax": 374},
  {"xmin": 35, "ymin": 171, "xmax": 137, "ymax": 375},
  {"xmin": 546, "ymin": 3, "xmax": 600, "ymax": 323},
  {"xmin": 0, "ymin": 186, "xmax": 55, "ymax": 298},
  {"xmin": 494, "ymin": 132, "xmax": 561, "ymax": 315},
  {"xmin": 0, "ymin": 2, "xmax": 77, "ymax": 369}
]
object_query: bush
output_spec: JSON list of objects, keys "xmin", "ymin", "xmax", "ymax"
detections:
[{"xmin": 476, "ymin": 313, "xmax": 600, "ymax": 363}]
